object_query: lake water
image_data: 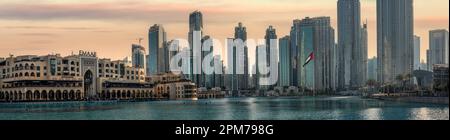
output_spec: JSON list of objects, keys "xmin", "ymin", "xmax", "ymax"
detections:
[{"xmin": 0, "ymin": 96, "xmax": 448, "ymax": 120}]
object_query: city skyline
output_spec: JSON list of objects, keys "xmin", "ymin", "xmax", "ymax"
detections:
[
  {"xmin": 0, "ymin": 0, "xmax": 448, "ymax": 65},
  {"xmin": 0, "ymin": 0, "xmax": 449, "ymax": 123}
]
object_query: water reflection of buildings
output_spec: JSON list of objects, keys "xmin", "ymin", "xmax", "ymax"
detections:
[
  {"xmin": 410, "ymin": 108, "xmax": 431, "ymax": 120},
  {"xmin": 361, "ymin": 108, "xmax": 383, "ymax": 120},
  {"xmin": 0, "ymin": 51, "xmax": 198, "ymax": 102}
]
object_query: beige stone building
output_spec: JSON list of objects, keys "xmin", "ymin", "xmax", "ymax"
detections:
[
  {"xmin": 147, "ymin": 73, "xmax": 197, "ymax": 100},
  {"xmin": 0, "ymin": 51, "xmax": 197, "ymax": 102}
]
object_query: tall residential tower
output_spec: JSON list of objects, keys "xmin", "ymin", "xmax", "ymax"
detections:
[
  {"xmin": 428, "ymin": 29, "xmax": 449, "ymax": 69},
  {"xmin": 297, "ymin": 17, "xmax": 336, "ymax": 91},
  {"xmin": 148, "ymin": 24, "xmax": 167, "ymax": 76},
  {"xmin": 413, "ymin": 35, "xmax": 421, "ymax": 70},
  {"xmin": 132, "ymin": 44, "xmax": 146, "ymax": 69},
  {"xmin": 337, "ymin": 0, "xmax": 364, "ymax": 89},
  {"xmin": 377, "ymin": 0, "xmax": 414, "ymax": 84},
  {"xmin": 234, "ymin": 22, "xmax": 249, "ymax": 90},
  {"xmin": 188, "ymin": 11, "xmax": 204, "ymax": 85}
]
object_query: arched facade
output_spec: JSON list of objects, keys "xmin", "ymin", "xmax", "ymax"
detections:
[{"xmin": 1, "ymin": 52, "xmax": 197, "ymax": 103}]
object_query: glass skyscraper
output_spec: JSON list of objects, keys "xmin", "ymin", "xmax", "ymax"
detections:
[
  {"xmin": 279, "ymin": 36, "xmax": 291, "ymax": 87},
  {"xmin": 367, "ymin": 57, "xmax": 377, "ymax": 81},
  {"xmin": 428, "ymin": 29, "xmax": 449, "ymax": 68},
  {"xmin": 132, "ymin": 44, "xmax": 146, "ymax": 69},
  {"xmin": 360, "ymin": 22, "xmax": 368, "ymax": 87},
  {"xmin": 263, "ymin": 26, "xmax": 277, "ymax": 90},
  {"xmin": 297, "ymin": 17, "xmax": 336, "ymax": 91},
  {"xmin": 201, "ymin": 35, "xmax": 214, "ymax": 88},
  {"xmin": 188, "ymin": 11, "xmax": 203, "ymax": 85},
  {"xmin": 265, "ymin": 26, "xmax": 277, "ymax": 64},
  {"xmin": 234, "ymin": 22, "xmax": 249, "ymax": 90},
  {"xmin": 289, "ymin": 20, "xmax": 301, "ymax": 87},
  {"xmin": 337, "ymin": 0, "xmax": 364, "ymax": 89},
  {"xmin": 148, "ymin": 24, "xmax": 167, "ymax": 76},
  {"xmin": 300, "ymin": 26, "xmax": 314, "ymax": 90},
  {"xmin": 414, "ymin": 35, "xmax": 421, "ymax": 70},
  {"xmin": 377, "ymin": 0, "xmax": 414, "ymax": 84}
]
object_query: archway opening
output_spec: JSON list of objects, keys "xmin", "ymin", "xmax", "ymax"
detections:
[{"xmin": 84, "ymin": 70, "xmax": 94, "ymax": 98}]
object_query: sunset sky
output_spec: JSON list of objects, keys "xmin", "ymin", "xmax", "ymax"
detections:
[{"xmin": 0, "ymin": 0, "xmax": 448, "ymax": 66}]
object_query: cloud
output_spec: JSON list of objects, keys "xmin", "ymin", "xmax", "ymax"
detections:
[
  {"xmin": 0, "ymin": 2, "xmax": 189, "ymax": 21},
  {"xmin": 2, "ymin": 25, "xmax": 120, "ymax": 33},
  {"xmin": 27, "ymin": 40, "xmax": 54, "ymax": 44},
  {"xmin": 0, "ymin": 1, "xmax": 335, "ymax": 23},
  {"xmin": 3, "ymin": 25, "xmax": 97, "ymax": 30},
  {"xmin": 17, "ymin": 33, "xmax": 57, "ymax": 37}
]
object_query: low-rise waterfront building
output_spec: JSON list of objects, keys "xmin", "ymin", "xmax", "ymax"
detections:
[
  {"xmin": 412, "ymin": 70, "xmax": 433, "ymax": 89},
  {"xmin": 0, "ymin": 51, "xmax": 197, "ymax": 102},
  {"xmin": 146, "ymin": 72, "xmax": 198, "ymax": 100},
  {"xmin": 432, "ymin": 64, "xmax": 449, "ymax": 96},
  {"xmin": 197, "ymin": 87, "xmax": 226, "ymax": 99}
]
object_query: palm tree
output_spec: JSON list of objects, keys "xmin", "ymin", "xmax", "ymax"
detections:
[
  {"xmin": 366, "ymin": 79, "xmax": 377, "ymax": 87},
  {"xmin": 405, "ymin": 73, "xmax": 412, "ymax": 80},
  {"xmin": 395, "ymin": 74, "xmax": 405, "ymax": 92},
  {"xmin": 395, "ymin": 74, "xmax": 404, "ymax": 84},
  {"xmin": 366, "ymin": 79, "xmax": 377, "ymax": 93}
]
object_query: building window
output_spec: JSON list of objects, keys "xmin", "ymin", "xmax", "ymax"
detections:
[{"xmin": 50, "ymin": 59, "xmax": 57, "ymax": 76}]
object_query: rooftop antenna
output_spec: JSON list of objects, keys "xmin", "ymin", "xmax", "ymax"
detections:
[{"xmin": 138, "ymin": 38, "xmax": 144, "ymax": 46}]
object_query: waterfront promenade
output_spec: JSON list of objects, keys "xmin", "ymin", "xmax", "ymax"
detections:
[{"xmin": 368, "ymin": 93, "xmax": 449, "ymax": 105}]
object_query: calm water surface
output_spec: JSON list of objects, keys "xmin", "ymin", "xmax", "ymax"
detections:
[{"xmin": 0, "ymin": 96, "xmax": 448, "ymax": 120}]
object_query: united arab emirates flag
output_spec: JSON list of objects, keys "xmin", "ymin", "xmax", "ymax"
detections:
[{"xmin": 303, "ymin": 52, "xmax": 314, "ymax": 67}]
